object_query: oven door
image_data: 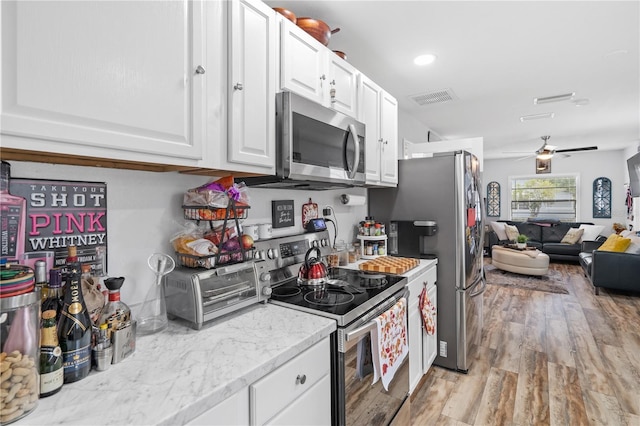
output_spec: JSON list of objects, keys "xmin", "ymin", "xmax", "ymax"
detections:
[{"xmin": 333, "ymin": 290, "xmax": 410, "ymax": 426}]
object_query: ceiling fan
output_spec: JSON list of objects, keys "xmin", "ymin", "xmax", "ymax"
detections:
[{"xmin": 510, "ymin": 136, "xmax": 598, "ymax": 161}]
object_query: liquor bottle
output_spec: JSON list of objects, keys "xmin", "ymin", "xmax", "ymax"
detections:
[
  {"xmin": 98, "ymin": 277, "xmax": 130, "ymax": 340},
  {"xmin": 0, "ymin": 161, "xmax": 27, "ymax": 263},
  {"xmin": 35, "ymin": 260, "xmax": 48, "ymax": 301},
  {"xmin": 57, "ymin": 260, "xmax": 92, "ymax": 383},
  {"xmin": 40, "ymin": 309, "xmax": 64, "ymax": 397},
  {"xmin": 42, "ymin": 268, "xmax": 64, "ymax": 320}
]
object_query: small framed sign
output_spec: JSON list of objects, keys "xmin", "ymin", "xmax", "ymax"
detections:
[{"xmin": 272, "ymin": 200, "xmax": 294, "ymax": 228}]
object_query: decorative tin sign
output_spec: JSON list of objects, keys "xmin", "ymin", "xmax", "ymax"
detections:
[
  {"xmin": 9, "ymin": 178, "xmax": 108, "ymax": 275},
  {"xmin": 301, "ymin": 198, "xmax": 318, "ymax": 229}
]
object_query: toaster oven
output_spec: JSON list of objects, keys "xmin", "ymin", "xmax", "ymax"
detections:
[{"xmin": 164, "ymin": 261, "xmax": 270, "ymax": 329}]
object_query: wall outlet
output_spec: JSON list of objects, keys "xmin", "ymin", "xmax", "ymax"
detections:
[{"xmin": 439, "ymin": 341, "xmax": 447, "ymax": 357}]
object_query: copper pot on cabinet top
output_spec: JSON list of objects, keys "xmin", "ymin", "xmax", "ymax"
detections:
[
  {"xmin": 273, "ymin": 7, "xmax": 296, "ymax": 24},
  {"xmin": 296, "ymin": 17, "xmax": 340, "ymax": 46}
]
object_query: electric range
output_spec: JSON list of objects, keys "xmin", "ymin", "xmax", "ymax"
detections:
[
  {"xmin": 252, "ymin": 230, "xmax": 407, "ymax": 326},
  {"xmin": 253, "ymin": 230, "xmax": 410, "ymax": 426}
]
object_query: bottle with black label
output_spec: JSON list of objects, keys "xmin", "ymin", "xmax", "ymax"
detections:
[
  {"xmin": 40, "ymin": 309, "xmax": 64, "ymax": 397},
  {"xmin": 42, "ymin": 268, "xmax": 64, "ymax": 321},
  {"xmin": 57, "ymin": 258, "xmax": 92, "ymax": 383}
]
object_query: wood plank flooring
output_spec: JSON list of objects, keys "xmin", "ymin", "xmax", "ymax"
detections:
[{"xmin": 409, "ymin": 261, "xmax": 640, "ymax": 426}]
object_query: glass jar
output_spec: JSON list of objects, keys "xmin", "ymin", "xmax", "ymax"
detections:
[
  {"xmin": 335, "ymin": 241, "xmax": 348, "ymax": 266},
  {"xmin": 378, "ymin": 241, "xmax": 386, "ymax": 256},
  {"xmin": 1, "ymin": 288, "xmax": 41, "ymax": 424},
  {"xmin": 348, "ymin": 245, "xmax": 359, "ymax": 263}
]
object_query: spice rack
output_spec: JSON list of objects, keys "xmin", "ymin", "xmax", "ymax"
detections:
[
  {"xmin": 357, "ymin": 235, "xmax": 387, "ymax": 259},
  {"xmin": 179, "ymin": 199, "xmax": 252, "ymax": 268}
]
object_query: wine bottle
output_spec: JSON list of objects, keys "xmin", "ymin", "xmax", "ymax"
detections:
[
  {"xmin": 40, "ymin": 309, "xmax": 64, "ymax": 397},
  {"xmin": 42, "ymin": 268, "xmax": 64, "ymax": 321},
  {"xmin": 57, "ymin": 260, "xmax": 92, "ymax": 383},
  {"xmin": 35, "ymin": 259, "xmax": 48, "ymax": 301}
]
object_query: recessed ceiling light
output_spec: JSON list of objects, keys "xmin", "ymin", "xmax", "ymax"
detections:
[
  {"xmin": 520, "ymin": 112, "xmax": 555, "ymax": 122},
  {"xmin": 414, "ymin": 54, "xmax": 437, "ymax": 66},
  {"xmin": 533, "ymin": 93, "xmax": 575, "ymax": 104}
]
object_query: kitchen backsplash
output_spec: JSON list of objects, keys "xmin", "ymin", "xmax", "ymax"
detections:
[{"xmin": 8, "ymin": 161, "xmax": 367, "ymax": 311}]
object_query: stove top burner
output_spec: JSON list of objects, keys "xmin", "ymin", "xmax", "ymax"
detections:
[
  {"xmin": 272, "ymin": 286, "xmax": 301, "ymax": 298},
  {"xmin": 357, "ymin": 274, "xmax": 388, "ymax": 289},
  {"xmin": 303, "ymin": 289, "xmax": 355, "ymax": 306}
]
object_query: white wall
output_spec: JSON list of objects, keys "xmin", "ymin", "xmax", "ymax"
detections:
[
  {"xmin": 483, "ymin": 149, "xmax": 626, "ymax": 235},
  {"xmin": 8, "ymin": 161, "xmax": 367, "ymax": 312}
]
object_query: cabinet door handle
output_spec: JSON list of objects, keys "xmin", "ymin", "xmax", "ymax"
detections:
[
  {"xmin": 378, "ymin": 138, "xmax": 384, "ymax": 144},
  {"xmin": 320, "ymin": 74, "xmax": 326, "ymax": 81},
  {"xmin": 195, "ymin": 65, "xmax": 206, "ymax": 75},
  {"xmin": 296, "ymin": 374, "xmax": 307, "ymax": 385},
  {"xmin": 234, "ymin": 83, "xmax": 243, "ymax": 91}
]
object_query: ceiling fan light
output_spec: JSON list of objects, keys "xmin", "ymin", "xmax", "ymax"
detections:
[{"xmin": 537, "ymin": 152, "xmax": 553, "ymax": 160}]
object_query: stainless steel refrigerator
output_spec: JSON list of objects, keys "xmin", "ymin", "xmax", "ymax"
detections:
[{"xmin": 369, "ymin": 151, "xmax": 485, "ymax": 372}]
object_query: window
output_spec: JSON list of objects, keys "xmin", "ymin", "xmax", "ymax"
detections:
[{"xmin": 509, "ymin": 175, "xmax": 578, "ymax": 222}]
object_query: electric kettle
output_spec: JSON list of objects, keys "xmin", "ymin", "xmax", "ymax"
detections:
[{"xmin": 297, "ymin": 247, "xmax": 328, "ymax": 286}]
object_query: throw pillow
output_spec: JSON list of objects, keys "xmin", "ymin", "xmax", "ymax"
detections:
[
  {"xmin": 489, "ymin": 221, "xmax": 508, "ymax": 241},
  {"xmin": 561, "ymin": 228, "xmax": 584, "ymax": 244},
  {"xmin": 597, "ymin": 233, "xmax": 631, "ymax": 253},
  {"xmin": 578, "ymin": 224, "xmax": 605, "ymax": 243},
  {"xmin": 625, "ymin": 235, "xmax": 640, "ymax": 254},
  {"xmin": 504, "ymin": 224, "xmax": 520, "ymax": 241}
]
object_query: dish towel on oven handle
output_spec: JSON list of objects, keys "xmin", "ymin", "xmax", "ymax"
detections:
[
  {"xmin": 371, "ymin": 297, "xmax": 408, "ymax": 391},
  {"xmin": 419, "ymin": 286, "xmax": 436, "ymax": 335}
]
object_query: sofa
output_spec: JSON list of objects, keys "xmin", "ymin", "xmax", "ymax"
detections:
[
  {"xmin": 579, "ymin": 235, "xmax": 640, "ymax": 295},
  {"xmin": 487, "ymin": 219, "xmax": 598, "ymax": 262}
]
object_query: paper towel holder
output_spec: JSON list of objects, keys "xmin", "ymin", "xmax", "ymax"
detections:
[{"xmin": 339, "ymin": 194, "xmax": 366, "ymax": 206}]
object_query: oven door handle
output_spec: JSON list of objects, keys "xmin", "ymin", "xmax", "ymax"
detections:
[
  {"xmin": 345, "ymin": 289, "xmax": 409, "ymax": 342},
  {"xmin": 345, "ymin": 320, "xmax": 377, "ymax": 342}
]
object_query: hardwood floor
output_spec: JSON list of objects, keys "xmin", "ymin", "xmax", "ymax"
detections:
[{"xmin": 409, "ymin": 261, "xmax": 640, "ymax": 426}]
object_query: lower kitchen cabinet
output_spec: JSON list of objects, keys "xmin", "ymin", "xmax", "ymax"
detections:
[
  {"xmin": 186, "ymin": 337, "xmax": 330, "ymax": 426},
  {"xmin": 188, "ymin": 387, "xmax": 250, "ymax": 426},
  {"xmin": 250, "ymin": 337, "xmax": 331, "ymax": 425},
  {"xmin": 406, "ymin": 264, "xmax": 438, "ymax": 394}
]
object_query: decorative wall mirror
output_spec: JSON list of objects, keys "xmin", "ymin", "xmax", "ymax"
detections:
[
  {"xmin": 487, "ymin": 181, "xmax": 500, "ymax": 217},
  {"xmin": 593, "ymin": 177, "xmax": 611, "ymax": 218}
]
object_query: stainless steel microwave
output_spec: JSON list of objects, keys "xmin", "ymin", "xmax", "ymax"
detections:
[{"xmin": 243, "ymin": 91, "xmax": 366, "ymax": 190}]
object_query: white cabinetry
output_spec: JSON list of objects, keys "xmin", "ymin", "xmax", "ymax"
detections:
[
  {"xmin": 279, "ymin": 19, "xmax": 358, "ymax": 118},
  {"xmin": 225, "ymin": 0, "xmax": 277, "ymax": 172},
  {"xmin": 1, "ymin": 0, "xmax": 205, "ymax": 165},
  {"xmin": 186, "ymin": 337, "xmax": 331, "ymax": 426},
  {"xmin": 406, "ymin": 264, "xmax": 438, "ymax": 394},
  {"xmin": 250, "ymin": 337, "xmax": 331, "ymax": 425},
  {"xmin": 358, "ymin": 74, "xmax": 398, "ymax": 187},
  {"xmin": 188, "ymin": 388, "xmax": 249, "ymax": 426}
]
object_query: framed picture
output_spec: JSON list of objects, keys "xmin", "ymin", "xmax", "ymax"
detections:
[{"xmin": 536, "ymin": 158, "xmax": 551, "ymax": 174}]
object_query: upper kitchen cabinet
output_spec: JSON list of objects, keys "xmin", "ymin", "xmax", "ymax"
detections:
[
  {"xmin": 358, "ymin": 74, "xmax": 398, "ymax": 187},
  {"xmin": 279, "ymin": 19, "xmax": 358, "ymax": 118},
  {"xmin": 225, "ymin": 0, "xmax": 277, "ymax": 172},
  {"xmin": 0, "ymin": 0, "xmax": 206, "ymax": 166}
]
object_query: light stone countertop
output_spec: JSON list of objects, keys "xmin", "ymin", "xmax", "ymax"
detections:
[{"xmin": 16, "ymin": 304, "xmax": 336, "ymax": 426}]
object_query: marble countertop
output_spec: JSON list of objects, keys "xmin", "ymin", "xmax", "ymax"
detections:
[{"xmin": 17, "ymin": 304, "xmax": 336, "ymax": 425}]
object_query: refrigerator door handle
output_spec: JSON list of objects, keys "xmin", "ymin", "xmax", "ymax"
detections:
[{"xmin": 469, "ymin": 275, "xmax": 487, "ymax": 298}]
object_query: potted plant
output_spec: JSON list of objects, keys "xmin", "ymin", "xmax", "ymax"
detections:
[{"xmin": 516, "ymin": 234, "xmax": 528, "ymax": 249}]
